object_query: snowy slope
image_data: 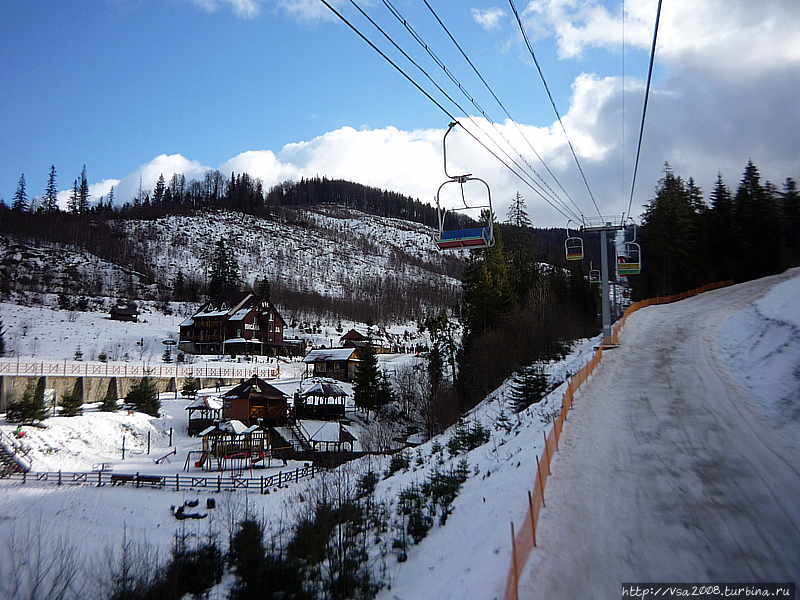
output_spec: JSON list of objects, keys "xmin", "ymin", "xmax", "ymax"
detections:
[
  {"xmin": 518, "ymin": 269, "xmax": 800, "ymax": 598},
  {"xmin": 719, "ymin": 268, "xmax": 800, "ymax": 421},
  {"xmin": 118, "ymin": 208, "xmax": 460, "ymax": 299}
]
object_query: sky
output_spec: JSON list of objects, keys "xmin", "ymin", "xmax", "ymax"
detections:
[{"xmin": 1, "ymin": 0, "xmax": 798, "ymax": 227}]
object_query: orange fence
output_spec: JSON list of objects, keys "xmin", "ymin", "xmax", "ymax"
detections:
[{"xmin": 502, "ymin": 280, "xmax": 733, "ymax": 600}]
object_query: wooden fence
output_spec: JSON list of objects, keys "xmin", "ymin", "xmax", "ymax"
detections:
[
  {"xmin": 0, "ymin": 464, "xmax": 320, "ymax": 494},
  {"xmin": 503, "ymin": 280, "xmax": 734, "ymax": 600},
  {"xmin": 0, "ymin": 359, "xmax": 279, "ymax": 380}
]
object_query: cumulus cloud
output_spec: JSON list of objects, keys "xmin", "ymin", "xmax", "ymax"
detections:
[
  {"xmin": 56, "ymin": 179, "xmax": 119, "ymax": 211},
  {"xmin": 522, "ymin": 0, "xmax": 800, "ymax": 75},
  {"xmin": 191, "ymin": 0, "xmax": 263, "ymax": 19},
  {"xmin": 472, "ymin": 7, "xmax": 506, "ymax": 31}
]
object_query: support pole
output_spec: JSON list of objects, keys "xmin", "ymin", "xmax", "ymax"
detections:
[{"xmin": 600, "ymin": 228, "xmax": 611, "ymax": 338}]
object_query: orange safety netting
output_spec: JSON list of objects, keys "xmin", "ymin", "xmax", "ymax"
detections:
[{"xmin": 502, "ymin": 280, "xmax": 733, "ymax": 600}]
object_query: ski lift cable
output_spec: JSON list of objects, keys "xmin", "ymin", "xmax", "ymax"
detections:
[
  {"xmin": 318, "ymin": 0, "xmax": 579, "ymax": 223},
  {"xmin": 625, "ymin": 0, "xmax": 663, "ymax": 221},
  {"xmin": 508, "ymin": 0, "xmax": 604, "ymax": 220},
  {"xmin": 419, "ymin": 0, "xmax": 586, "ymax": 226},
  {"xmin": 376, "ymin": 0, "xmax": 582, "ymax": 222}
]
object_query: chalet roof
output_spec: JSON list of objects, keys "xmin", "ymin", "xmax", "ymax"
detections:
[
  {"xmin": 222, "ymin": 376, "xmax": 287, "ymax": 400},
  {"xmin": 303, "ymin": 348, "xmax": 357, "ymax": 363},
  {"xmin": 198, "ymin": 420, "xmax": 257, "ymax": 436},
  {"xmin": 300, "ymin": 382, "xmax": 348, "ymax": 398},
  {"xmin": 190, "ymin": 293, "xmax": 287, "ymax": 327},
  {"xmin": 180, "ymin": 317, "xmax": 194, "ymax": 327}
]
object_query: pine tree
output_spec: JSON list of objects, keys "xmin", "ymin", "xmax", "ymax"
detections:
[
  {"xmin": 182, "ymin": 375, "xmax": 200, "ymax": 398},
  {"xmin": 162, "ymin": 348, "xmax": 172, "ymax": 363},
  {"xmin": 107, "ymin": 185, "xmax": 115, "ymax": 208},
  {"xmin": 42, "ymin": 165, "xmax": 59, "ymax": 212},
  {"xmin": 208, "ymin": 238, "xmax": 240, "ymax": 301},
  {"xmin": 60, "ymin": 392, "xmax": 83, "ymax": 417},
  {"xmin": 78, "ymin": 164, "xmax": 90, "ymax": 213},
  {"xmin": 353, "ymin": 343, "xmax": 380, "ymax": 418},
  {"xmin": 505, "ymin": 191, "xmax": 531, "ymax": 228},
  {"xmin": 100, "ymin": 379, "xmax": 119, "ymax": 411},
  {"xmin": 782, "ymin": 178, "xmax": 799, "ymax": 265},
  {"xmin": 153, "ymin": 173, "xmax": 166, "ymax": 205},
  {"xmin": 509, "ymin": 364, "xmax": 548, "ymax": 413},
  {"xmin": 68, "ymin": 178, "xmax": 79, "ymax": 213},
  {"xmin": 6, "ymin": 380, "xmax": 37, "ymax": 423},
  {"xmin": 0, "ymin": 315, "xmax": 6, "ymax": 357},
  {"xmin": 376, "ymin": 370, "xmax": 395, "ymax": 409},
  {"xmin": 126, "ymin": 376, "xmax": 160, "ymax": 417},
  {"xmin": 174, "ymin": 270, "xmax": 186, "ymax": 300},
  {"xmin": 12, "ymin": 173, "xmax": 28, "ymax": 212}
]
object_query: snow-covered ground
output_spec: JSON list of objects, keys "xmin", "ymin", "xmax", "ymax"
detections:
[{"xmin": 518, "ymin": 268, "xmax": 800, "ymax": 598}]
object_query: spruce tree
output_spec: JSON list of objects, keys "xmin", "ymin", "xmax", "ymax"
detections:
[
  {"xmin": 174, "ymin": 270, "xmax": 185, "ymax": 300},
  {"xmin": 353, "ymin": 343, "xmax": 379, "ymax": 418},
  {"xmin": 12, "ymin": 173, "xmax": 28, "ymax": 212},
  {"xmin": 126, "ymin": 376, "xmax": 161, "ymax": 417},
  {"xmin": 31, "ymin": 377, "xmax": 48, "ymax": 421},
  {"xmin": 208, "ymin": 239, "xmax": 240, "ymax": 301},
  {"xmin": 100, "ymin": 379, "xmax": 119, "ymax": 412},
  {"xmin": 182, "ymin": 375, "xmax": 200, "ymax": 398},
  {"xmin": 43, "ymin": 165, "xmax": 59, "ymax": 212},
  {"xmin": 509, "ymin": 364, "xmax": 548, "ymax": 413},
  {"xmin": 0, "ymin": 315, "xmax": 6, "ymax": 357},
  {"xmin": 153, "ymin": 173, "xmax": 166, "ymax": 205},
  {"xmin": 60, "ymin": 392, "xmax": 83, "ymax": 417},
  {"xmin": 6, "ymin": 380, "xmax": 37, "ymax": 423},
  {"xmin": 78, "ymin": 164, "xmax": 90, "ymax": 213},
  {"xmin": 68, "ymin": 178, "xmax": 79, "ymax": 213},
  {"xmin": 162, "ymin": 348, "xmax": 172, "ymax": 363},
  {"xmin": 376, "ymin": 370, "xmax": 395, "ymax": 409},
  {"xmin": 782, "ymin": 178, "xmax": 799, "ymax": 265},
  {"xmin": 506, "ymin": 191, "xmax": 532, "ymax": 228}
]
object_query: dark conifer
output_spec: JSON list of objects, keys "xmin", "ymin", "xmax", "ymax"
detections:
[
  {"xmin": 12, "ymin": 174, "xmax": 28, "ymax": 212},
  {"xmin": 506, "ymin": 191, "xmax": 532, "ymax": 228},
  {"xmin": 509, "ymin": 364, "xmax": 548, "ymax": 413},
  {"xmin": 78, "ymin": 165, "xmax": 90, "ymax": 213},
  {"xmin": 126, "ymin": 376, "xmax": 161, "ymax": 416},
  {"xmin": 68, "ymin": 178, "xmax": 79, "ymax": 213},
  {"xmin": 353, "ymin": 343, "xmax": 379, "ymax": 417},
  {"xmin": 100, "ymin": 379, "xmax": 119, "ymax": 412},
  {"xmin": 42, "ymin": 165, "xmax": 59, "ymax": 212}
]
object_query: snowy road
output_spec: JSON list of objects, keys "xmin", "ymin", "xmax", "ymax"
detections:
[{"xmin": 520, "ymin": 272, "xmax": 800, "ymax": 598}]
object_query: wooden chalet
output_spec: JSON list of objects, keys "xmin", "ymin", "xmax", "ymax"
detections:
[
  {"xmin": 303, "ymin": 347, "xmax": 360, "ymax": 382},
  {"xmin": 179, "ymin": 292, "xmax": 287, "ymax": 356},
  {"xmin": 295, "ymin": 381, "xmax": 348, "ymax": 420},
  {"xmin": 339, "ymin": 327, "xmax": 396, "ymax": 353},
  {"xmin": 110, "ymin": 300, "xmax": 139, "ymax": 322},
  {"xmin": 221, "ymin": 376, "xmax": 288, "ymax": 426}
]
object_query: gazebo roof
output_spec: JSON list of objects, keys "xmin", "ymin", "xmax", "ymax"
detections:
[
  {"xmin": 222, "ymin": 376, "xmax": 287, "ymax": 401},
  {"xmin": 300, "ymin": 382, "xmax": 348, "ymax": 399},
  {"xmin": 185, "ymin": 395, "xmax": 223, "ymax": 410}
]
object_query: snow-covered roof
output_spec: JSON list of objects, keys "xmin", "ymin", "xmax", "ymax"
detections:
[
  {"xmin": 303, "ymin": 420, "xmax": 342, "ymax": 442},
  {"xmin": 300, "ymin": 382, "xmax": 348, "ymax": 398},
  {"xmin": 223, "ymin": 337, "xmax": 257, "ymax": 344},
  {"xmin": 179, "ymin": 317, "xmax": 194, "ymax": 327},
  {"xmin": 185, "ymin": 395, "xmax": 222, "ymax": 410},
  {"xmin": 195, "ymin": 309, "xmax": 229, "ymax": 318},
  {"xmin": 228, "ymin": 308, "xmax": 251, "ymax": 321},
  {"xmin": 303, "ymin": 348, "xmax": 356, "ymax": 363}
]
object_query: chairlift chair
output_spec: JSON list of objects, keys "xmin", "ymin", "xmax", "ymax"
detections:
[
  {"xmin": 617, "ymin": 219, "xmax": 642, "ymax": 276},
  {"xmin": 589, "ymin": 262, "xmax": 600, "ymax": 284},
  {"xmin": 564, "ymin": 220, "xmax": 584, "ymax": 261},
  {"xmin": 434, "ymin": 122, "xmax": 494, "ymax": 250}
]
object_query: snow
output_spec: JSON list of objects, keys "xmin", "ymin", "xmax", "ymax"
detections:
[{"xmin": 517, "ymin": 268, "xmax": 800, "ymax": 598}]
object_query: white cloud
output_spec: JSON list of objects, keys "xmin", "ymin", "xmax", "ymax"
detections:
[
  {"xmin": 472, "ymin": 7, "xmax": 506, "ymax": 31},
  {"xmin": 522, "ymin": 0, "xmax": 800, "ymax": 75},
  {"xmin": 191, "ymin": 0, "xmax": 263, "ymax": 19},
  {"xmin": 56, "ymin": 179, "xmax": 120, "ymax": 211},
  {"xmin": 275, "ymin": 0, "xmax": 345, "ymax": 22}
]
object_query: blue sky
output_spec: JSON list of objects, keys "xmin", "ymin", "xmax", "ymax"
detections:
[{"xmin": 1, "ymin": 1, "xmax": 797, "ymax": 226}]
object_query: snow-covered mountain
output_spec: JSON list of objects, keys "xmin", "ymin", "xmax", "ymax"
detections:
[{"xmin": 0, "ymin": 206, "xmax": 465, "ymax": 322}]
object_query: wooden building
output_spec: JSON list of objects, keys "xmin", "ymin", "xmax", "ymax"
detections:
[
  {"xmin": 303, "ymin": 348, "xmax": 360, "ymax": 382},
  {"xmin": 295, "ymin": 381, "xmax": 348, "ymax": 420},
  {"xmin": 110, "ymin": 300, "xmax": 139, "ymax": 322},
  {"xmin": 339, "ymin": 327, "xmax": 396, "ymax": 353},
  {"xmin": 179, "ymin": 293, "xmax": 287, "ymax": 356},
  {"xmin": 221, "ymin": 376, "xmax": 288, "ymax": 425},
  {"xmin": 185, "ymin": 395, "xmax": 223, "ymax": 436}
]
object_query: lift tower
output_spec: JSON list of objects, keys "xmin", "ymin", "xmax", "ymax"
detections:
[{"xmin": 581, "ymin": 216, "xmax": 626, "ymax": 340}]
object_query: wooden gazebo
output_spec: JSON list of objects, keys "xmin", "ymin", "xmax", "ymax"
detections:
[
  {"xmin": 222, "ymin": 376, "xmax": 288, "ymax": 426},
  {"xmin": 185, "ymin": 395, "xmax": 223, "ymax": 436},
  {"xmin": 295, "ymin": 381, "xmax": 348, "ymax": 420}
]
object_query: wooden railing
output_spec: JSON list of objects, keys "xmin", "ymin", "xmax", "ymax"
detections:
[
  {"xmin": 0, "ymin": 359, "xmax": 279, "ymax": 380},
  {"xmin": 0, "ymin": 464, "xmax": 320, "ymax": 494}
]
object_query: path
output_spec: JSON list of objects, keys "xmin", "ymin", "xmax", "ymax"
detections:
[{"xmin": 520, "ymin": 272, "xmax": 800, "ymax": 598}]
